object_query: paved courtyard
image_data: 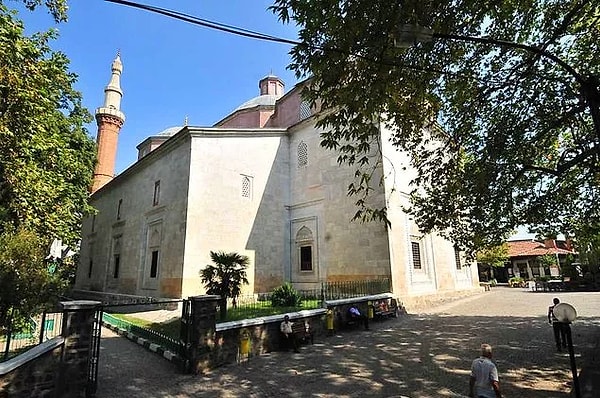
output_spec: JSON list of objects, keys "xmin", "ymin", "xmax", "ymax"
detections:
[{"xmin": 96, "ymin": 288, "xmax": 600, "ymax": 397}]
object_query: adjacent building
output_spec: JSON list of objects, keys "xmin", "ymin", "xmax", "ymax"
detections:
[
  {"xmin": 505, "ymin": 239, "xmax": 577, "ymax": 280},
  {"xmin": 74, "ymin": 56, "xmax": 480, "ymax": 309}
]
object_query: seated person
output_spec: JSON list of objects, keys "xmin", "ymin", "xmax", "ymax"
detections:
[
  {"xmin": 280, "ymin": 315, "xmax": 300, "ymax": 353},
  {"xmin": 348, "ymin": 305, "xmax": 369, "ymax": 330}
]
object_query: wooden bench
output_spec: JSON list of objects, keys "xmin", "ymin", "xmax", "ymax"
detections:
[{"xmin": 292, "ymin": 319, "xmax": 313, "ymax": 344}]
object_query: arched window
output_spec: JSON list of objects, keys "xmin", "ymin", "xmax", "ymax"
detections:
[
  {"xmin": 298, "ymin": 141, "xmax": 308, "ymax": 168},
  {"xmin": 296, "ymin": 227, "xmax": 313, "ymax": 271}
]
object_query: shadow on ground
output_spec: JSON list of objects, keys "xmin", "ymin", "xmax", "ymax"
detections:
[{"xmin": 96, "ymin": 312, "xmax": 599, "ymax": 398}]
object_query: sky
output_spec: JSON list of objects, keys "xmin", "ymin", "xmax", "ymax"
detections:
[
  {"xmin": 13, "ymin": 0, "xmax": 300, "ymax": 173},
  {"xmin": 10, "ymin": 1, "xmax": 551, "ymax": 242}
]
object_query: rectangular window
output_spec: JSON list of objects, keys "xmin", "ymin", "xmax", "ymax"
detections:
[
  {"xmin": 117, "ymin": 199, "xmax": 123, "ymax": 220},
  {"xmin": 411, "ymin": 242, "xmax": 422, "ymax": 270},
  {"xmin": 454, "ymin": 247, "xmax": 462, "ymax": 269},
  {"xmin": 153, "ymin": 181, "xmax": 160, "ymax": 206},
  {"xmin": 88, "ymin": 260, "xmax": 93, "ymax": 278},
  {"xmin": 150, "ymin": 250, "xmax": 159, "ymax": 278},
  {"xmin": 300, "ymin": 246, "xmax": 312, "ymax": 271},
  {"xmin": 113, "ymin": 254, "xmax": 120, "ymax": 278}
]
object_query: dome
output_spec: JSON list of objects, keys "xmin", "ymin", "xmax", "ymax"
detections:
[
  {"xmin": 234, "ymin": 95, "xmax": 279, "ymax": 112},
  {"xmin": 155, "ymin": 126, "xmax": 182, "ymax": 137}
]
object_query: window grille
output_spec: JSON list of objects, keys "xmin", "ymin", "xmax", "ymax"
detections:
[
  {"xmin": 411, "ymin": 242, "xmax": 422, "ymax": 269},
  {"xmin": 242, "ymin": 176, "xmax": 251, "ymax": 198},
  {"xmin": 454, "ymin": 247, "xmax": 462, "ymax": 269},
  {"xmin": 298, "ymin": 141, "xmax": 308, "ymax": 167},
  {"xmin": 299, "ymin": 100, "xmax": 312, "ymax": 120}
]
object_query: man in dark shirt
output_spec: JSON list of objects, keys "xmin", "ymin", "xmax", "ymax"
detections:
[{"xmin": 548, "ymin": 297, "xmax": 567, "ymax": 351}]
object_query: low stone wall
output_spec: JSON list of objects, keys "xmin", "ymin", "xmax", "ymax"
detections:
[
  {"xmin": 212, "ymin": 309, "xmax": 327, "ymax": 367},
  {"xmin": 184, "ymin": 294, "xmax": 405, "ymax": 374},
  {"xmin": 0, "ymin": 338, "xmax": 64, "ymax": 397},
  {"xmin": 0, "ymin": 300, "xmax": 100, "ymax": 398}
]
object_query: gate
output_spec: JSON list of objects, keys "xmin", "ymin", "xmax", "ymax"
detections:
[
  {"xmin": 86, "ymin": 308, "xmax": 103, "ymax": 397},
  {"xmin": 179, "ymin": 298, "xmax": 192, "ymax": 372},
  {"xmin": 84, "ymin": 298, "xmax": 187, "ymax": 396}
]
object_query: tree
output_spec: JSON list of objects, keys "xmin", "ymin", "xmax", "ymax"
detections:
[
  {"xmin": 270, "ymin": 1, "xmax": 600, "ymax": 253},
  {"xmin": 200, "ymin": 251, "xmax": 250, "ymax": 320},
  {"xmin": 476, "ymin": 244, "xmax": 509, "ymax": 269},
  {"xmin": 0, "ymin": 5, "xmax": 95, "ymax": 247},
  {"xmin": 0, "ymin": 228, "xmax": 66, "ymax": 329},
  {"xmin": 5, "ymin": 0, "xmax": 68, "ymax": 22},
  {"xmin": 0, "ymin": 3, "xmax": 95, "ymax": 326}
]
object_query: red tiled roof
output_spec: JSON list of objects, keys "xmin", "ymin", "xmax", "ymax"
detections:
[{"xmin": 506, "ymin": 239, "xmax": 576, "ymax": 257}]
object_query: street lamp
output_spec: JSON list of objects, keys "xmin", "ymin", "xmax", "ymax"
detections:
[
  {"xmin": 553, "ymin": 302, "xmax": 581, "ymax": 398},
  {"xmin": 394, "ymin": 24, "xmax": 600, "ymax": 146}
]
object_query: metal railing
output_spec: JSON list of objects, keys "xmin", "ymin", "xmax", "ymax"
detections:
[
  {"xmin": 320, "ymin": 278, "xmax": 391, "ymax": 300},
  {"xmin": 1, "ymin": 311, "xmax": 63, "ymax": 362},
  {"xmin": 101, "ymin": 312, "xmax": 182, "ymax": 355},
  {"xmin": 220, "ymin": 278, "xmax": 392, "ymax": 319}
]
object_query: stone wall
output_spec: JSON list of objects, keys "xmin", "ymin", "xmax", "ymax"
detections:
[
  {"xmin": 186, "ymin": 295, "xmax": 327, "ymax": 373},
  {"xmin": 185, "ymin": 294, "xmax": 408, "ymax": 373},
  {"xmin": 0, "ymin": 339, "xmax": 63, "ymax": 397},
  {"xmin": 213, "ymin": 311, "xmax": 326, "ymax": 367},
  {"xmin": 0, "ymin": 300, "xmax": 100, "ymax": 398}
]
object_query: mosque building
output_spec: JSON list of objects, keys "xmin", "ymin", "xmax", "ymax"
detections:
[{"xmin": 75, "ymin": 55, "xmax": 480, "ymax": 309}]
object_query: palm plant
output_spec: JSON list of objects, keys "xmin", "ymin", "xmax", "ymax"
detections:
[{"xmin": 200, "ymin": 251, "xmax": 249, "ymax": 320}]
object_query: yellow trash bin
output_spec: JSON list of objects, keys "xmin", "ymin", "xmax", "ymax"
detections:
[
  {"xmin": 240, "ymin": 330, "xmax": 250, "ymax": 355},
  {"xmin": 326, "ymin": 309, "xmax": 334, "ymax": 331}
]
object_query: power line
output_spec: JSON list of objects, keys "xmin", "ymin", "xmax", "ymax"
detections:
[
  {"xmin": 103, "ymin": 0, "xmax": 493, "ymax": 83},
  {"xmin": 105, "ymin": 0, "xmax": 301, "ymax": 46}
]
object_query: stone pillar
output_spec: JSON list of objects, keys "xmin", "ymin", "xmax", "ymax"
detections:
[
  {"xmin": 187, "ymin": 295, "xmax": 220, "ymax": 374},
  {"xmin": 57, "ymin": 300, "xmax": 101, "ymax": 397}
]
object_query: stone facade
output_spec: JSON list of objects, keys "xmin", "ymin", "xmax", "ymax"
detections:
[{"xmin": 76, "ymin": 70, "xmax": 480, "ymax": 307}]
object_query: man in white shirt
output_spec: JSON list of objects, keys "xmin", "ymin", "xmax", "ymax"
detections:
[
  {"xmin": 280, "ymin": 315, "xmax": 299, "ymax": 352},
  {"xmin": 469, "ymin": 344, "xmax": 502, "ymax": 398}
]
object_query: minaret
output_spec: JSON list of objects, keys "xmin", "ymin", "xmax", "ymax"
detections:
[{"xmin": 91, "ymin": 53, "xmax": 125, "ymax": 193}]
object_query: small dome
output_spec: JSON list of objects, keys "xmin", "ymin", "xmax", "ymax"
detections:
[
  {"xmin": 234, "ymin": 95, "xmax": 279, "ymax": 112},
  {"xmin": 155, "ymin": 126, "xmax": 182, "ymax": 137}
]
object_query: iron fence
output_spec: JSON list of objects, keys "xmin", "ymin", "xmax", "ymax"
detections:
[
  {"xmin": 101, "ymin": 312, "xmax": 182, "ymax": 355},
  {"xmin": 220, "ymin": 278, "xmax": 391, "ymax": 320},
  {"xmin": 320, "ymin": 278, "xmax": 391, "ymax": 300},
  {"xmin": 1, "ymin": 311, "xmax": 63, "ymax": 362}
]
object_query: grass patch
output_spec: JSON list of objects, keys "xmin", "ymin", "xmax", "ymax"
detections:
[{"xmin": 109, "ymin": 313, "xmax": 180, "ymax": 339}]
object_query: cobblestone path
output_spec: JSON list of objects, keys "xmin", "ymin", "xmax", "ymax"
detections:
[{"xmin": 96, "ymin": 288, "xmax": 600, "ymax": 397}]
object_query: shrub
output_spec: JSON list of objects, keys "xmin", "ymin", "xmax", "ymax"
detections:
[
  {"xmin": 489, "ymin": 278, "xmax": 498, "ymax": 287},
  {"xmin": 270, "ymin": 283, "xmax": 302, "ymax": 307}
]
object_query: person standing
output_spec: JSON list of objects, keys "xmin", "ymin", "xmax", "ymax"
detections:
[
  {"xmin": 280, "ymin": 315, "xmax": 299, "ymax": 353},
  {"xmin": 469, "ymin": 344, "xmax": 502, "ymax": 398},
  {"xmin": 548, "ymin": 297, "xmax": 567, "ymax": 350}
]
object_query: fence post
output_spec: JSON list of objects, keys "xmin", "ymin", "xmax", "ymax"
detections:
[
  {"xmin": 2, "ymin": 308, "xmax": 13, "ymax": 361},
  {"xmin": 186, "ymin": 295, "xmax": 220, "ymax": 374},
  {"xmin": 56, "ymin": 300, "xmax": 101, "ymax": 398},
  {"xmin": 38, "ymin": 311, "xmax": 47, "ymax": 345}
]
